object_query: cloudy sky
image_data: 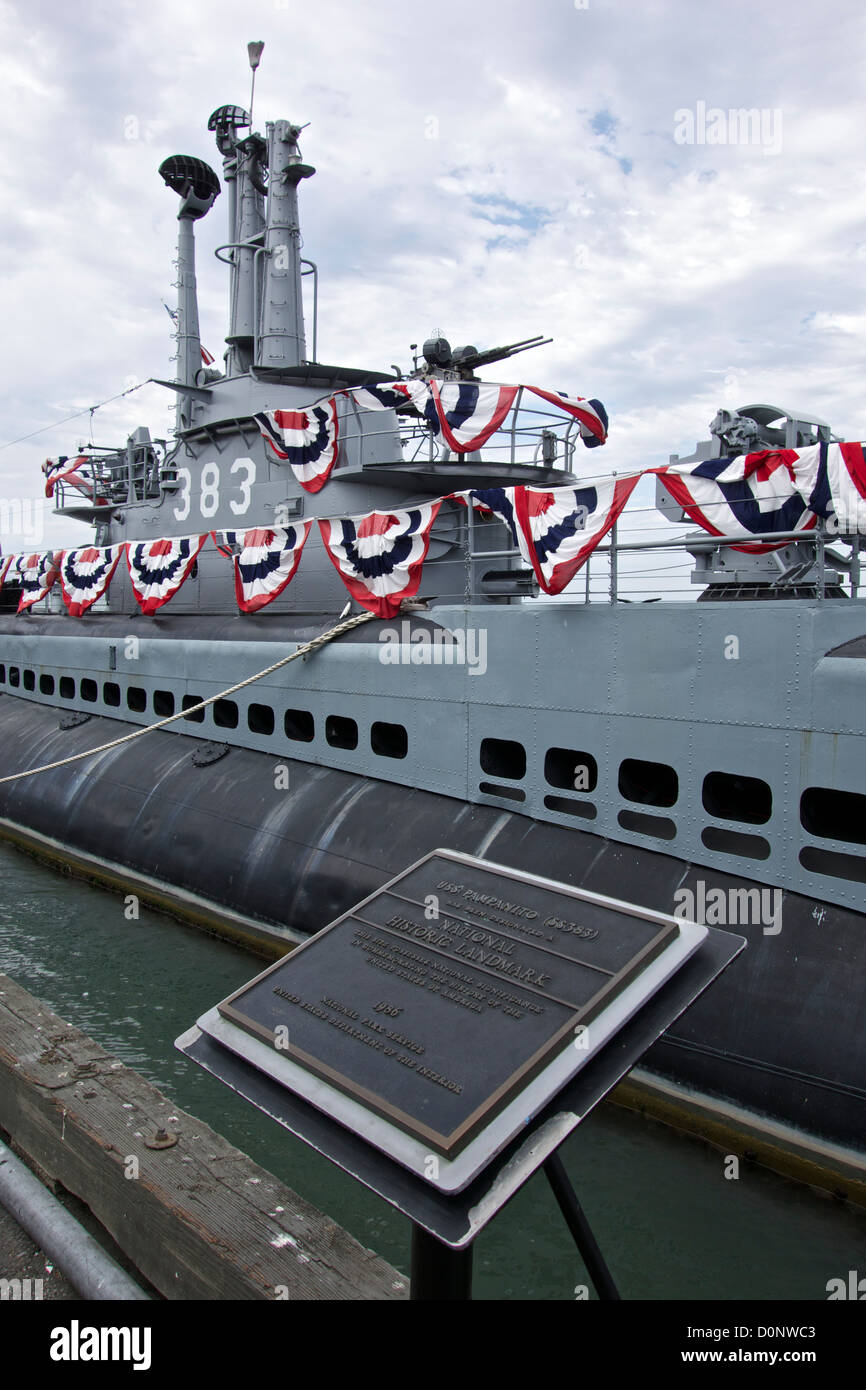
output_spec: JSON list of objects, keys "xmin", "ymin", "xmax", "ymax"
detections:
[{"xmin": 1, "ymin": 0, "xmax": 864, "ymax": 587}]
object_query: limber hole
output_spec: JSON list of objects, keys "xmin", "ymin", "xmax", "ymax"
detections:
[
  {"xmin": 248, "ymin": 703, "xmax": 275, "ymax": 736},
  {"xmin": 618, "ymin": 809, "xmax": 676, "ymax": 840},
  {"xmin": 480, "ymin": 737, "xmax": 526, "ymax": 781},
  {"xmin": 544, "ymin": 795, "xmax": 597, "ymax": 821},
  {"xmin": 703, "ymin": 770, "xmax": 772, "ymax": 825},
  {"xmin": 371, "ymin": 721, "xmax": 408, "ymax": 759},
  {"xmin": 619, "ymin": 758, "xmax": 678, "ymax": 808},
  {"xmin": 479, "ymin": 782, "xmax": 526, "ymax": 803},
  {"xmin": 214, "ymin": 699, "xmax": 238, "ymax": 729},
  {"xmin": 182, "ymin": 694, "xmax": 205, "ymax": 723},
  {"xmin": 154, "ymin": 690, "xmax": 175, "ymax": 717},
  {"xmin": 702, "ymin": 826, "xmax": 771, "ymax": 861},
  {"xmin": 800, "ymin": 787, "xmax": 866, "ymax": 847},
  {"xmin": 545, "ymin": 747, "xmax": 598, "ymax": 794},
  {"xmin": 285, "ymin": 709, "xmax": 314, "ymax": 743},
  {"xmin": 326, "ymin": 715, "xmax": 358, "ymax": 750}
]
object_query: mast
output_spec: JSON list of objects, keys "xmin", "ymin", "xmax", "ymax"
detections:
[
  {"xmin": 158, "ymin": 155, "xmax": 221, "ymax": 431},
  {"xmin": 210, "ymin": 44, "xmax": 315, "ymax": 376},
  {"xmin": 256, "ymin": 120, "xmax": 315, "ymax": 369}
]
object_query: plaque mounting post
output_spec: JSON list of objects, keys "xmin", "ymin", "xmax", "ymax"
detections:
[
  {"xmin": 543, "ymin": 1153, "xmax": 620, "ymax": 1300},
  {"xmin": 410, "ymin": 1226, "xmax": 474, "ymax": 1301}
]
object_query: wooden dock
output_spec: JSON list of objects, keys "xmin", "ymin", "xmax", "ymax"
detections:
[{"xmin": 0, "ymin": 973, "xmax": 407, "ymax": 1300}]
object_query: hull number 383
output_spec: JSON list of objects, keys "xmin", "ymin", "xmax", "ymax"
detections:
[{"xmin": 173, "ymin": 458, "xmax": 256, "ymax": 521}]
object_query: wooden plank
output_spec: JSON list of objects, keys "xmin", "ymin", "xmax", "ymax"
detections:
[{"xmin": 0, "ymin": 973, "xmax": 408, "ymax": 1300}]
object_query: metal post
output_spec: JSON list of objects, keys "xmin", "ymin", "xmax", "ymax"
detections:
[
  {"xmin": 410, "ymin": 1224, "xmax": 473, "ymax": 1300},
  {"xmin": 544, "ymin": 1153, "xmax": 620, "ymax": 1300},
  {"xmin": 301, "ymin": 259, "xmax": 318, "ymax": 363},
  {"xmin": 817, "ymin": 530, "xmax": 826, "ymax": 600},
  {"xmin": 609, "ymin": 515, "xmax": 618, "ymax": 604}
]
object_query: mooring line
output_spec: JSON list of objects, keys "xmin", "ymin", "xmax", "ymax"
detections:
[{"xmin": 0, "ymin": 608, "xmax": 377, "ymax": 785}]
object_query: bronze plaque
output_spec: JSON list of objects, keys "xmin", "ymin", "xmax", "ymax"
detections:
[{"xmin": 217, "ymin": 851, "xmax": 678, "ymax": 1157}]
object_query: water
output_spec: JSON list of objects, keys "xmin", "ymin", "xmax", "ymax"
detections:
[{"xmin": 0, "ymin": 839, "xmax": 863, "ymax": 1301}]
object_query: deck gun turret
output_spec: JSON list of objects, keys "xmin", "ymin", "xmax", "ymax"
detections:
[{"xmin": 416, "ymin": 333, "xmax": 553, "ymax": 380}]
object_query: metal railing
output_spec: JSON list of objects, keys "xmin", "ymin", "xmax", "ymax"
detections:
[
  {"xmin": 334, "ymin": 387, "xmax": 591, "ymax": 474},
  {"xmin": 461, "ymin": 523, "xmax": 863, "ymax": 604}
]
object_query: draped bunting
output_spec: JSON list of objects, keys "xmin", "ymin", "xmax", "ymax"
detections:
[
  {"xmin": 214, "ymin": 524, "xmax": 312, "ymax": 613},
  {"xmin": 659, "ymin": 450, "xmax": 818, "ymax": 553},
  {"xmin": 16, "ymin": 552, "xmax": 60, "ymax": 612},
  {"xmin": 126, "ymin": 535, "xmax": 207, "ymax": 615},
  {"xmin": 0, "ymin": 556, "xmax": 11, "ymax": 590},
  {"xmin": 318, "ymin": 503, "xmax": 442, "ymax": 619},
  {"xmin": 254, "ymin": 378, "xmax": 608, "ymax": 486},
  {"xmin": 346, "ymin": 381, "xmax": 429, "ymax": 414},
  {"xmin": 464, "ymin": 487, "xmax": 522, "ymax": 549},
  {"xmin": 513, "ymin": 476, "xmax": 642, "ymax": 594},
  {"xmin": 255, "ymin": 400, "xmax": 340, "ymax": 492},
  {"xmin": 520, "ymin": 388, "xmax": 609, "ymax": 448},
  {"xmin": 16, "ymin": 432, "xmax": 866, "ymax": 618},
  {"xmin": 785, "ymin": 442, "xmax": 866, "ymax": 536},
  {"xmin": 59, "ymin": 545, "xmax": 124, "ymax": 617},
  {"xmin": 427, "ymin": 381, "xmax": 519, "ymax": 452},
  {"xmin": 43, "ymin": 456, "xmax": 105, "ymax": 503}
]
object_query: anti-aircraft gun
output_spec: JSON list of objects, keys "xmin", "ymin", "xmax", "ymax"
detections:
[
  {"xmin": 657, "ymin": 404, "xmax": 858, "ymax": 599},
  {"xmin": 413, "ymin": 333, "xmax": 553, "ymax": 381}
]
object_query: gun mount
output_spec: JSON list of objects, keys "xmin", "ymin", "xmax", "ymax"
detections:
[{"xmin": 416, "ymin": 333, "xmax": 553, "ymax": 380}]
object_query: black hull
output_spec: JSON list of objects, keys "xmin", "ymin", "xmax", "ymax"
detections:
[{"xmin": 0, "ymin": 697, "xmax": 863, "ymax": 1158}]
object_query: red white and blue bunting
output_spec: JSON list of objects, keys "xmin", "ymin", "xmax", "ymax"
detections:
[
  {"xmin": 521, "ymin": 388, "xmax": 608, "ymax": 449},
  {"xmin": 319, "ymin": 503, "xmax": 442, "ymax": 619},
  {"xmin": 126, "ymin": 535, "xmax": 207, "ymax": 615},
  {"xmin": 427, "ymin": 382, "xmax": 519, "ymax": 452},
  {"xmin": 59, "ymin": 545, "xmax": 124, "ymax": 618},
  {"xmin": 0, "ymin": 556, "xmax": 12, "ymax": 590},
  {"xmin": 254, "ymin": 378, "xmax": 608, "ymax": 486},
  {"xmin": 214, "ymin": 524, "xmax": 312, "ymax": 613},
  {"xmin": 43, "ymin": 455, "xmax": 105, "ymax": 503},
  {"xmin": 16, "ymin": 432, "xmax": 866, "ymax": 618},
  {"xmin": 16, "ymin": 552, "xmax": 60, "ymax": 612},
  {"xmin": 255, "ymin": 400, "xmax": 340, "ymax": 493},
  {"xmin": 659, "ymin": 450, "xmax": 818, "ymax": 553},
  {"xmin": 345, "ymin": 381, "xmax": 429, "ymax": 414},
  {"xmin": 785, "ymin": 442, "xmax": 866, "ymax": 536},
  {"xmin": 513, "ymin": 475, "xmax": 642, "ymax": 595}
]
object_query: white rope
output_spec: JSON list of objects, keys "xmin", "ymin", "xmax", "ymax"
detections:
[{"xmin": 0, "ymin": 608, "xmax": 377, "ymax": 785}]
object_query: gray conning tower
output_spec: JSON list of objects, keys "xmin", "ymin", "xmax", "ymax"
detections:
[{"xmin": 658, "ymin": 404, "xmax": 856, "ymax": 599}]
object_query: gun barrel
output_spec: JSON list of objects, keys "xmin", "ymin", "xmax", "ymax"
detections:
[{"xmin": 462, "ymin": 335, "xmax": 552, "ymax": 370}]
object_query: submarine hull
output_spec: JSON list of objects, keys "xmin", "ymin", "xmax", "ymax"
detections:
[{"xmin": 0, "ymin": 696, "xmax": 862, "ymax": 1160}]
